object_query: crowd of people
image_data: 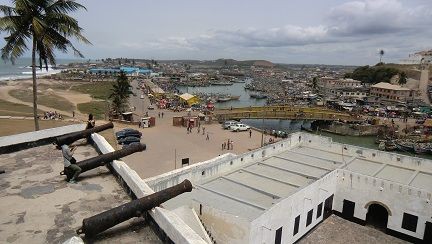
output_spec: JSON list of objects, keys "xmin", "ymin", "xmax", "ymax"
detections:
[{"xmin": 43, "ymin": 111, "xmax": 63, "ymax": 120}]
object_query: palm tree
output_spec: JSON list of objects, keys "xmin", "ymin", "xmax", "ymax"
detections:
[
  {"xmin": 379, "ymin": 49, "xmax": 385, "ymax": 63},
  {"xmin": 109, "ymin": 71, "xmax": 133, "ymax": 116},
  {"xmin": 398, "ymin": 72, "xmax": 407, "ymax": 85},
  {"xmin": 0, "ymin": 0, "xmax": 90, "ymax": 130}
]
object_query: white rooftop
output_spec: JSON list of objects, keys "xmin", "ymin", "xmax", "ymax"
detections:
[{"xmin": 160, "ymin": 133, "xmax": 432, "ymax": 221}]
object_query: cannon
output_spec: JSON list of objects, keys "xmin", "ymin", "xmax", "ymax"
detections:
[
  {"xmin": 61, "ymin": 143, "xmax": 146, "ymax": 180},
  {"xmin": 77, "ymin": 179, "xmax": 193, "ymax": 237},
  {"xmin": 55, "ymin": 122, "xmax": 114, "ymax": 146}
]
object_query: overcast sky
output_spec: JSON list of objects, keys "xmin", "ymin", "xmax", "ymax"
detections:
[{"xmin": 1, "ymin": 0, "xmax": 432, "ymax": 65}]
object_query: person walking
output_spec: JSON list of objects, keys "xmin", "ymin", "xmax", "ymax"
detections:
[
  {"xmin": 223, "ymin": 142, "xmax": 226, "ymax": 150},
  {"xmin": 202, "ymin": 127, "xmax": 206, "ymax": 135},
  {"xmin": 230, "ymin": 141, "xmax": 234, "ymax": 150},
  {"xmin": 206, "ymin": 132, "xmax": 209, "ymax": 140},
  {"xmin": 60, "ymin": 144, "xmax": 81, "ymax": 183},
  {"xmin": 227, "ymin": 139, "xmax": 230, "ymax": 150},
  {"xmin": 249, "ymin": 129, "xmax": 252, "ymax": 138},
  {"xmin": 158, "ymin": 112, "xmax": 160, "ymax": 118},
  {"xmin": 161, "ymin": 112, "xmax": 164, "ymax": 118}
]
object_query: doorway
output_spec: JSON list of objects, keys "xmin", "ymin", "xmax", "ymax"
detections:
[
  {"xmin": 342, "ymin": 199, "xmax": 355, "ymax": 219},
  {"xmin": 365, "ymin": 203, "xmax": 389, "ymax": 231},
  {"xmin": 324, "ymin": 194, "xmax": 334, "ymax": 219},
  {"xmin": 423, "ymin": 221, "xmax": 432, "ymax": 242}
]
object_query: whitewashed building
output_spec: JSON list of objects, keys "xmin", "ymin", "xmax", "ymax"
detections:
[{"xmin": 145, "ymin": 132, "xmax": 432, "ymax": 243}]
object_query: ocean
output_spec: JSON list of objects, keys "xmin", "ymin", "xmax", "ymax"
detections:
[{"xmin": 0, "ymin": 57, "xmax": 83, "ymax": 82}]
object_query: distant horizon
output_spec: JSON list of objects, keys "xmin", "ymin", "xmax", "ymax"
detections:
[
  {"xmin": 8, "ymin": 56, "xmax": 417, "ymax": 67},
  {"xmin": 1, "ymin": 0, "xmax": 431, "ymax": 66}
]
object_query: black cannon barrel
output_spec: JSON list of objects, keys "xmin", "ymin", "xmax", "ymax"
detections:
[
  {"xmin": 77, "ymin": 179, "xmax": 193, "ymax": 236},
  {"xmin": 55, "ymin": 122, "xmax": 114, "ymax": 146},
  {"xmin": 77, "ymin": 143, "xmax": 146, "ymax": 172}
]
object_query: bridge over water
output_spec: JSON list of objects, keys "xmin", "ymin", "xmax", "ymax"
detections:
[{"xmin": 214, "ymin": 106, "xmax": 362, "ymax": 122}]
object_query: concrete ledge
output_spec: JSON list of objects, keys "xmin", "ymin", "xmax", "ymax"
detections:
[
  {"xmin": 0, "ymin": 124, "xmax": 85, "ymax": 154},
  {"xmin": 91, "ymin": 133, "xmax": 208, "ymax": 244}
]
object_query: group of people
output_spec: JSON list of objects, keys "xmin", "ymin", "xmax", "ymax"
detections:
[
  {"xmin": 43, "ymin": 111, "xmax": 63, "ymax": 120},
  {"xmin": 58, "ymin": 114, "xmax": 95, "ymax": 184},
  {"xmin": 222, "ymin": 139, "xmax": 234, "ymax": 150},
  {"xmin": 187, "ymin": 123, "xmax": 210, "ymax": 140}
]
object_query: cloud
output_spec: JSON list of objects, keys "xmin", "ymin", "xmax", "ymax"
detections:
[
  {"xmin": 327, "ymin": 0, "xmax": 432, "ymax": 36},
  {"xmin": 153, "ymin": 0, "xmax": 431, "ymax": 55}
]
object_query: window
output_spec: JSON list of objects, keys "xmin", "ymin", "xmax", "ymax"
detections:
[
  {"xmin": 317, "ymin": 203, "xmax": 323, "ymax": 219},
  {"xmin": 293, "ymin": 215, "xmax": 300, "ymax": 235},
  {"xmin": 402, "ymin": 213, "xmax": 418, "ymax": 232},
  {"xmin": 306, "ymin": 209, "xmax": 313, "ymax": 226},
  {"xmin": 275, "ymin": 227, "xmax": 282, "ymax": 244}
]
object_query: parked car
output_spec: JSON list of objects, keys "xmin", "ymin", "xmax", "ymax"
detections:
[
  {"xmin": 118, "ymin": 136, "xmax": 141, "ymax": 145},
  {"xmin": 230, "ymin": 123, "xmax": 250, "ymax": 132},
  {"xmin": 116, "ymin": 129, "xmax": 142, "ymax": 140},
  {"xmin": 222, "ymin": 120, "xmax": 238, "ymax": 130},
  {"xmin": 140, "ymin": 94, "xmax": 144, "ymax": 99},
  {"xmin": 148, "ymin": 105, "xmax": 155, "ymax": 110},
  {"xmin": 122, "ymin": 142, "xmax": 142, "ymax": 149}
]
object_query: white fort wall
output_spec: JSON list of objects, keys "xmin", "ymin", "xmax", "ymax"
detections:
[
  {"xmin": 250, "ymin": 170, "xmax": 338, "ymax": 244},
  {"xmin": 192, "ymin": 200, "xmax": 251, "ymax": 244},
  {"xmin": 302, "ymin": 133, "xmax": 432, "ymax": 172},
  {"xmin": 145, "ymin": 132, "xmax": 303, "ymax": 191},
  {"xmin": 335, "ymin": 169, "xmax": 432, "ymax": 240},
  {"xmin": 145, "ymin": 132, "xmax": 432, "ymax": 243}
]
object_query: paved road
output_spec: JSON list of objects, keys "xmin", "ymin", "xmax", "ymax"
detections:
[{"xmin": 419, "ymin": 66, "xmax": 430, "ymax": 105}]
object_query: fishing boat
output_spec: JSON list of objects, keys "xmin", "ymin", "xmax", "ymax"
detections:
[
  {"xmin": 232, "ymin": 79, "xmax": 246, "ymax": 83},
  {"xmin": 217, "ymin": 97, "xmax": 231, "ymax": 102},
  {"xmin": 250, "ymin": 94, "xmax": 267, "ymax": 99},
  {"xmin": 230, "ymin": 95, "xmax": 240, "ymax": 100},
  {"xmin": 414, "ymin": 144, "xmax": 429, "ymax": 154},
  {"xmin": 395, "ymin": 141, "xmax": 414, "ymax": 152}
]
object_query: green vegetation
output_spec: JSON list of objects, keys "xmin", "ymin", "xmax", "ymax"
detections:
[
  {"xmin": 344, "ymin": 65, "xmax": 400, "ymax": 84},
  {"xmin": 77, "ymin": 101, "xmax": 107, "ymax": 120},
  {"xmin": 109, "ymin": 72, "xmax": 133, "ymax": 115},
  {"xmin": 0, "ymin": 0, "xmax": 90, "ymax": 130},
  {"xmin": 0, "ymin": 99, "xmax": 44, "ymax": 116},
  {"xmin": 9, "ymin": 90, "xmax": 75, "ymax": 112},
  {"xmin": 71, "ymin": 82, "xmax": 114, "ymax": 100}
]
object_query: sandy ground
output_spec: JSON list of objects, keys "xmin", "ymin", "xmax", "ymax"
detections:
[
  {"xmin": 118, "ymin": 83, "xmax": 278, "ymax": 179},
  {"xmin": 119, "ymin": 110, "xmax": 277, "ymax": 179},
  {"xmin": 0, "ymin": 79, "xmax": 90, "ymax": 120}
]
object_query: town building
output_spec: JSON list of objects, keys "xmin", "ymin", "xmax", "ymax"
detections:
[
  {"xmin": 400, "ymin": 50, "xmax": 432, "ymax": 65},
  {"xmin": 318, "ymin": 77, "xmax": 365, "ymax": 100},
  {"xmin": 370, "ymin": 82, "xmax": 413, "ymax": 102}
]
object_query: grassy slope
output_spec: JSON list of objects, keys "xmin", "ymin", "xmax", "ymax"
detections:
[
  {"xmin": 9, "ymin": 89, "xmax": 75, "ymax": 112},
  {"xmin": 0, "ymin": 99, "xmax": 44, "ymax": 116},
  {"xmin": 70, "ymin": 82, "xmax": 113, "ymax": 119}
]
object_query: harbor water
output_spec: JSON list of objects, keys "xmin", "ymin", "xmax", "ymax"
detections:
[
  {"xmin": 177, "ymin": 81, "xmax": 267, "ymax": 109},
  {"xmin": 177, "ymin": 83, "xmax": 432, "ymax": 160}
]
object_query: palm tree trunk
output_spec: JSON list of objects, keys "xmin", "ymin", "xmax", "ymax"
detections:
[{"xmin": 32, "ymin": 37, "xmax": 40, "ymax": 131}]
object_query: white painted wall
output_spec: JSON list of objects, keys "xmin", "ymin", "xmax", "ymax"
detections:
[
  {"xmin": 302, "ymin": 133, "xmax": 432, "ymax": 173},
  {"xmin": 0, "ymin": 124, "xmax": 85, "ymax": 147},
  {"xmin": 193, "ymin": 201, "xmax": 251, "ymax": 244},
  {"xmin": 250, "ymin": 170, "xmax": 338, "ymax": 244},
  {"xmin": 334, "ymin": 169, "xmax": 432, "ymax": 240}
]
